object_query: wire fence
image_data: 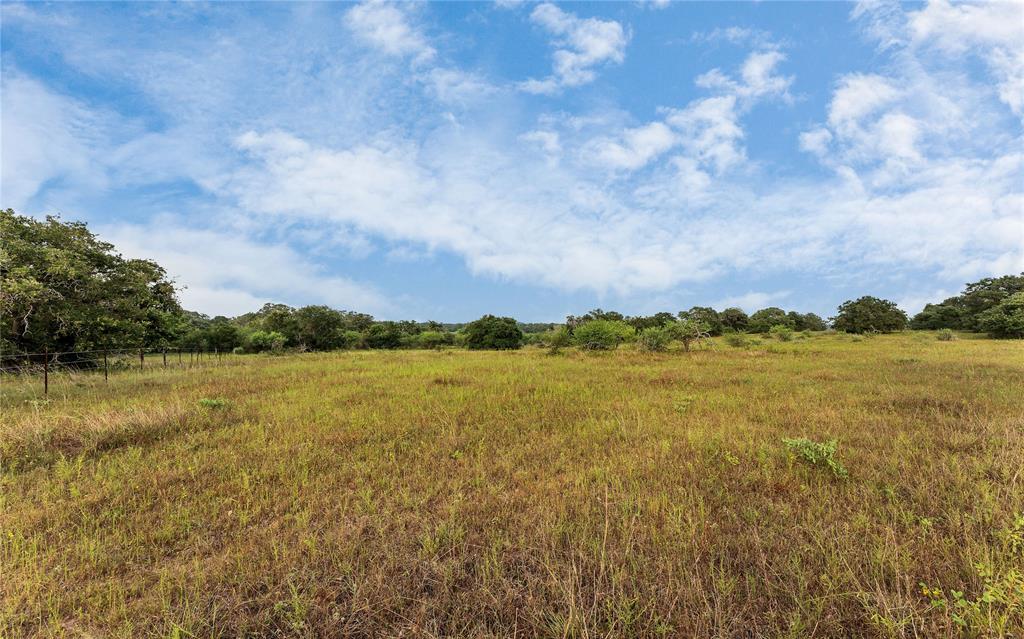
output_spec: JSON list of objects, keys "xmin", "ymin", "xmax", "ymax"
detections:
[{"xmin": 0, "ymin": 347, "xmax": 231, "ymax": 396}]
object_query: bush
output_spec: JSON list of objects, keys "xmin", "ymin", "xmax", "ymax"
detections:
[
  {"xmin": 464, "ymin": 315, "xmax": 523, "ymax": 350},
  {"xmin": 416, "ymin": 330, "xmax": 453, "ymax": 349},
  {"xmin": 246, "ymin": 330, "xmax": 287, "ymax": 353},
  {"xmin": 638, "ymin": 325, "xmax": 672, "ymax": 351},
  {"xmin": 339, "ymin": 330, "xmax": 364, "ymax": 349},
  {"xmin": 546, "ymin": 327, "xmax": 572, "ymax": 354},
  {"xmin": 723, "ymin": 333, "xmax": 750, "ymax": 348},
  {"xmin": 783, "ymin": 438, "xmax": 848, "ymax": 479},
  {"xmin": 769, "ymin": 324, "xmax": 794, "ymax": 341},
  {"xmin": 936, "ymin": 329, "xmax": 956, "ymax": 341},
  {"xmin": 573, "ymin": 319, "xmax": 634, "ymax": 350}
]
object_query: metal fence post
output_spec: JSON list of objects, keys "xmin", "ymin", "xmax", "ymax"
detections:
[{"xmin": 43, "ymin": 347, "xmax": 49, "ymax": 396}]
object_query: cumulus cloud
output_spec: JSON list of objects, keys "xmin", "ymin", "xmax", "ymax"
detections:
[
  {"xmin": 520, "ymin": 3, "xmax": 629, "ymax": 94},
  {"xmin": 588, "ymin": 49, "xmax": 791, "ymax": 174},
  {"xmin": 100, "ymin": 222, "xmax": 392, "ymax": 317},
  {"xmin": 344, "ymin": 1, "xmax": 435, "ymax": 64},
  {"xmin": 3, "ymin": 0, "xmax": 1021, "ymax": 317}
]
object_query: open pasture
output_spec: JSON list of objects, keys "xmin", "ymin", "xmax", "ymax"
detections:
[{"xmin": 2, "ymin": 333, "xmax": 1022, "ymax": 637}]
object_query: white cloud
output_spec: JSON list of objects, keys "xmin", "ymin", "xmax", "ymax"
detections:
[
  {"xmin": 799, "ymin": 127, "xmax": 832, "ymax": 156},
  {"xmin": 344, "ymin": 1, "xmax": 435, "ymax": 64},
  {"xmin": 3, "ymin": 1, "xmax": 1020, "ymax": 318},
  {"xmin": 587, "ymin": 122, "xmax": 676, "ymax": 170},
  {"xmin": 0, "ymin": 73, "xmax": 110, "ymax": 210},
  {"xmin": 907, "ymin": 0, "xmax": 1023, "ymax": 116},
  {"xmin": 520, "ymin": 3, "xmax": 629, "ymax": 93},
  {"xmin": 712, "ymin": 290, "xmax": 791, "ymax": 313},
  {"xmin": 100, "ymin": 222, "xmax": 392, "ymax": 317}
]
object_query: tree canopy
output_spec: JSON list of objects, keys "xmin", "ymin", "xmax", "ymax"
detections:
[
  {"xmin": 1, "ymin": 209, "xmax": 182, "ymax": 354},
  {"xmin": 832, "ymin": 296, "xmax": 907, "ymax": 334}
]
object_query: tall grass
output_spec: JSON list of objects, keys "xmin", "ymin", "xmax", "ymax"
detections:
[{"xmin": 2, "ymin": 334, "xmax": 1022, "ymax": 637}]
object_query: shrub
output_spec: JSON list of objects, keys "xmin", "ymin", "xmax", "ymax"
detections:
[
  {"xmin": 464, "ymin": 315, "xmax": 523, "ymax": 350},
  {"xmin": 723, "ymin": 333, "xmax": 750, "ymax": 348},
  {"xmin": 416, "ymin": 330, "xmax": 452, "ymax": 349},
  {"xmin": 339, "ymin": 330, "xmax": 364, "ymax": 349},
  {"xmin": 783, "ymin": 437, "xmax": 848, "ymax": 479},
  {"xmin": 769, "ymin": 324, "xmax": 794, "ymax": 341},
  {"xmin": 936, "ymin": 328, "xmax": 956, "ymax": 341},
  {"xmin": 546, "ymin": 327, "xmax": 572, "ymax": 354},
  {"xmin": 573, "ymin": 319, "xmax": 634, "ymax": 350},
  {"xmin": 246, "ymin": 330, "xmax": 287, "ymax": 353},
  {"xmin": 638, "ymin": 325, "xmax": 673, "ymax": 351}
]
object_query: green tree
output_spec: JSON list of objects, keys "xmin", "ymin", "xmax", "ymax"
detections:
[
  {"xmin": 627, "ymin": 312, "xmax": 676, "ymax": 332},
  {"xmin": 799, "ymin": 313, "xmax": 827, "ymax": 331},
  {"xmin": 977, "ymin": 292, "xmax": 1024, "ymax": 338},
  {"xmin": 464, "ymin": 315, "xmax": 523, "ymax": 350},
  {"xmin": 292, "ymin": 305, "xmax": 346, "ymax": 350},
  {"xmin": 719, "ymin": 307, "xmax": 749, "ymax": 332},
  {"xmin": 680, "ymin": 307, "xmax": 723, "ymax": 335},
  {"xmin": 911, "ymin": 301, "xmax": 963, "ymax": 330},
  {"xmin": 748, "ymin": 307, "xmax": 792, "ymax": 333},
  {"xmin": 0, "ymin": 209, "xmax": 182, "ymax": 355},
  {"xmin": 364, "ymin": 322, "xmax": 403, "ymax": 349},
  {"xmin": 832, "ymin": 296, "xmax": 907, "ymax": 334}
]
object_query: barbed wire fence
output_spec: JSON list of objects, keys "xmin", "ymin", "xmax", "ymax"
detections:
[{"xmin": 0, "ymin": 347, "xmax": 231, "ymax": 397}]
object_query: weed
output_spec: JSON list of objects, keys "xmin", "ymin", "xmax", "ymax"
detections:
[
  {"xmin": 197, "ymin": 398, "xmax": 227, "ymax": 409},
  {"xmin": 783, "ymin": 437, "xmax": 849, "ymax": 479},
  {"xmin": 937, "ymin": 329, "xmax": 956, "ymax": 341}
]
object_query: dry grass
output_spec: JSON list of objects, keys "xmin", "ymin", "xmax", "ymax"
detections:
[{"xmin": 1, "ymin": 333, "xmax": 1022, "ymax": 638}]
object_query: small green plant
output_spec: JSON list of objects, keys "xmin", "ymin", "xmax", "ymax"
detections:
[
  {"xmin": 936, "ymin": 329, "xmax": 956, "ymax": 341},
  {"xmin": 769, "ymin": 324, "xmax": 794, "ymax": 341},
  {"xmin": 783, "ymin": 437, "xmax": 848, "ymax": 478},
  {"xmin": 197, "ymin": 398, "xmax": 228, "ymax": 409},
  {"xmin": 674, "ymin": 395, "xmax": 697, "ymax": 413},
  {"xmin": 920, "ymin": 563, "xmax": 1023, "ymax": 634},
  {"xmin": 723, "ymin": 333, "xmax": 749, "ymax": 348}
]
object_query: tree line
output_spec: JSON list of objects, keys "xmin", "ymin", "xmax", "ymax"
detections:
[{"xmin": 2, "ymin": 209, "xmax": 1021, "ymax": 358}]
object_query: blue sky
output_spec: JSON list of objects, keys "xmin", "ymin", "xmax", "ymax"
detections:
[{"xmin": 2, "ymin": 1, "xmax": 1022, "ymax": 321}]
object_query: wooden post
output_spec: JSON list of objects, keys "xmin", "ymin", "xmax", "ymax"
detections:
[
  {"xmin": 163, "ymin": 350, "xmax": 167, "ymax": 367},
  {"xmin": 140, "ymin": 349, "xmax": 145, "ymax": 370},
  {"xmin": 43, "ymin": 347, "xmax": 49, "ymax": 396},
  {"xmin": 104, "ymin": 350, "xmax": 109, "ymax": 382},
  {"xmin": 178, "ymin": 349, "xmax": 182, "ymax": 366}
]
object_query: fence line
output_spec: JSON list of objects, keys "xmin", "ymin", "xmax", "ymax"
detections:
[{"xmin": 0, "ymin": 347, "xmax": 228, "ymax": 396}]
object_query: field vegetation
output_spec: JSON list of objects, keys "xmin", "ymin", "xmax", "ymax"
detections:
[{"xmin": 3, "ymin": 332, "xmax": 1022, "ymax": 637}]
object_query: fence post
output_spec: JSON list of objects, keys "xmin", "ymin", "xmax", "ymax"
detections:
[
  {"xmin": 43, "ymin": 347, "xmax": 49, "ymax": 396},
  {"xmin": 140, "ymin": 349, "xmax": 144, "ymax": 371},
  {"xmin": 178, "ymin": 349, "xmax": 182, "ymax": 366},
  {"xmin": 215, "ymin": 348, "xmax": 219, "ymax": 364},
  {"xmin": 104, "ymin": 350, "xmax": 109, "ymax": 382},
  {"xmin": 163, "ymin": 349, "xmax": 167, "ymax": 367}
]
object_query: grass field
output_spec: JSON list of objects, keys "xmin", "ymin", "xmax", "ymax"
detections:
[{"xmin": 2, "ymin": 333, "xmax": 1023, "ymax": 638}]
